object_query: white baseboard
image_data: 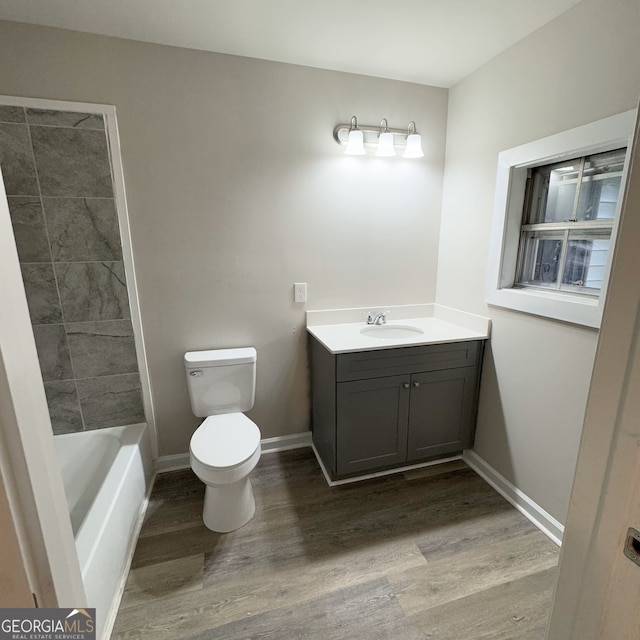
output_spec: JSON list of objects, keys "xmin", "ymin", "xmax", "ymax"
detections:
[
  {"xmin": 463, "ymin": 449, "xmax": 564, "ymax": 546},
  {"xmin": 261, "ymin": 431, "xmax": 312, "ymax": 453},
  {"xmin": 153, "ymin": 452, "xmax": 190, "ymax": 473},
  {"xmin": 153, "ymin": 431, "xmax": 313, "ymax": 474}
]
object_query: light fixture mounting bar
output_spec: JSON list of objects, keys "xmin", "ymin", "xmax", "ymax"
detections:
[{"xmin": 333, "ymin": 123, "xmax": 410, "ymax": 148}]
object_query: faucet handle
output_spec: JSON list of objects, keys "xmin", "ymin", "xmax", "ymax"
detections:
[{"xmin": 364, "ymin": 311, "xmax": 375, "ymax": 324}]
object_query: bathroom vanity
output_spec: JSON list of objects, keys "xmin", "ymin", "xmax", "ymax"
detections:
[{"xmin": 307, "ymin": 305, "xmax": 490, "ymax": 482}]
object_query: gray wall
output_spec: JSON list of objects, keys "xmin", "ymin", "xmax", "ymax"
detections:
[
  {"xmin": 0, "ymin": 20, "xmax": 448, "ymax": 455},
  {"xmin": 436, "ymin": 0, "xmax": 640, "ymax": 522},
  {"xmin": 0, "ymin": 104, "xmax": 144, "ymax": 433}
]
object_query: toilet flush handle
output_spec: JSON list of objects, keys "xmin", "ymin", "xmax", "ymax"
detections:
[{"xmin": 190, "ymin": 370, "xmax": 204, "ymax": 377}]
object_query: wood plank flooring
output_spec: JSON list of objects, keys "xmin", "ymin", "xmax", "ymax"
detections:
[{"xmin": 112, "ymin": 450, "xmax": 559, "ymax": 640}]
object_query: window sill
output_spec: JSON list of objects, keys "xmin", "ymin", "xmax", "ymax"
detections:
[{"xmin": 487, "ymin": 287, "xmax": 601, "ymax": 328}]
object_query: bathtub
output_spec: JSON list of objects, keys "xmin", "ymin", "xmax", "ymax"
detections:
[{"xmin": 54, "ymin": 423, "xmax": 153, "ymax": 639}]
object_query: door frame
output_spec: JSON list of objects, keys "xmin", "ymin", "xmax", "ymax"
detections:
[
  {"xmin": 547, "ymin": 107, "xmax": 640, "ymax": 638},
  {"xmin": 0, "ymin": 170, "xmax": 85, "ymax": 606}
]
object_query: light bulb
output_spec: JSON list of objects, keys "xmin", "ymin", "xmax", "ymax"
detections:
[
  {"xmin": 376, "ymin": 131, "xmax": 396, "ymax": 157},
  {"xmin": 345, "ymin": 129, "xmax": 366, "ymax": 155},
  {"xmin": 403, "ymin": 133, "xmax": 424, "ymax": 159}
]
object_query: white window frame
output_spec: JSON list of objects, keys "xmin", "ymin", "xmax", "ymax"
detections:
[{"xmin": 486, "ymin": 110, "xmax": 637, "ymax": 328}]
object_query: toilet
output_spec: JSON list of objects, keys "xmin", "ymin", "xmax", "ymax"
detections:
[{"xmin": 184, "ymin": 347, "xmax": 261, "ymax": 533}]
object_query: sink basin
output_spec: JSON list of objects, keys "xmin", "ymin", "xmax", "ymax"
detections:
[{"xmin": 360, "ymin": 324, "xmax": 425, "ymax": 339}]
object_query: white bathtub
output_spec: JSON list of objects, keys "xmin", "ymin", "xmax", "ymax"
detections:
[{"xmin": 54, "ymin": 423, "xmax": 153, "ymax": 639}]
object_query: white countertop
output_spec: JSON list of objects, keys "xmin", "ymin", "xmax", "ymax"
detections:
[{"xmin": 306, "ymin": 304, "xmax": 491, "ymax": 354}]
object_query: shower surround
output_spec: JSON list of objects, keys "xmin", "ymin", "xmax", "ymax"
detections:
[{"xmin": 0, "ymin": 103, "xmax": 145, "ymax": 433}]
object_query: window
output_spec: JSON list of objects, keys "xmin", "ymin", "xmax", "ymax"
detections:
[
  {"xmin": 486, "ymin": 110, "xmax": 636, "ymax": 328},
  {"xmin": 516, "ymin": 149, "xmax": 626, "ymax": 296}
]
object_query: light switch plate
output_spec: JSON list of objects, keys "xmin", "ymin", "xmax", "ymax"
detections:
[{"xmin": 294, "ymin": 282, "xmax": 307, "ymax": 303}]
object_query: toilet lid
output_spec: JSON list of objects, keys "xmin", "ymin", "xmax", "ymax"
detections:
[{"xmin": 190, "ymin": 413, "xmax": 260, "ymax": 469}]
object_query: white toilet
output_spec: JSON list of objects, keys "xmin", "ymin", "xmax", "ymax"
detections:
[{"xmin": 184, "ymin": 347, "xmax": 261, "ymax": 533}]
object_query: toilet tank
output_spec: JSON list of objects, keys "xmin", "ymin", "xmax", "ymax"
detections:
[{"xmin": 184, "ymin": 347, "xmax": 257, "ymax": 417}]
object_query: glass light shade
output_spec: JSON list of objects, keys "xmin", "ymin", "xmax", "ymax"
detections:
[
  {"xmin": 345, "ymin": 129, "xmax": 366, "ymax": 155},
  {"xmin": 375, "ymin": 131, "xmax": 396, "ymax": 157},
  {"xmin": 403, "ymin": 133, "xmax": 424, "ymax": 158}
]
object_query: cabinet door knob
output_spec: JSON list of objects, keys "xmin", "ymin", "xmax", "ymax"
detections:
[
  {"xmin": 403, "ymin": 383, "xmax": 410, "ymax": 389},
  {"xmin": 413, "ymin": 381, "xmax": 421, "ymax": 388}
]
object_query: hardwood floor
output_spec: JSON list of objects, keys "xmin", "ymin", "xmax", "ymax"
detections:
[{"xmin": 112, "ymin": 450, "xmax": 559, "ymax": 640}]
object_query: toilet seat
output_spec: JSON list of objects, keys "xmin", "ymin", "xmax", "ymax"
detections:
[{"xmin": 190, "ymin": 413, "xmax": 261, "ymax": 470}]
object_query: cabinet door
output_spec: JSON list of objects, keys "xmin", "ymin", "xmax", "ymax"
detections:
[
  {"xmin": 407, "ymin": 367, "xmax": 476, "ymax": 461},
  {"xmin": 336, "ymin": 375, "xmax": 410, "ymax": 476}
]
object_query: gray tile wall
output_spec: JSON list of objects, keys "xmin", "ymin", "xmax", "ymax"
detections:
[{"xmin": 1, "ymin": 104, "xmax": 145, "ymax": 434}]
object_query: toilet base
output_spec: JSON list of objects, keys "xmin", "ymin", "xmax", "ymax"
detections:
[{"xmin": 202, "ymin": 476, "xmax": 256, "ymax": 533}]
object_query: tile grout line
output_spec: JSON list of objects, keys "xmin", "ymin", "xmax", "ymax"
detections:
[{"xmin": 7, "ymin": 193, "xmax": 116, "ymax": 200}]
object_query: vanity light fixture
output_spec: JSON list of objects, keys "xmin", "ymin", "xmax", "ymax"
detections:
[
  {"xmin": 344, "ymin": 115, "xmax": 366, "ymax": 156},
  {"xmin": 333, "ymin": 115, "xmax": 424, "ymax": 158}
]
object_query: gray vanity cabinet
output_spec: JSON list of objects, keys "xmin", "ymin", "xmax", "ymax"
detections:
[{"xmin": 310, "ymin": 337, "xmax": 485, "ymax": 480}]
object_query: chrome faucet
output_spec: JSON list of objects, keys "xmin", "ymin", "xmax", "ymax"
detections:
[{"xmin": 367, "ymin": 311, "xmax": 389, "ymax": 325}]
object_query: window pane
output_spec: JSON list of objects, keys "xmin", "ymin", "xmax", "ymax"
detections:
[
  {"xmin": 575, "ymin": 149, "xmax": 625, "ymax": 221},
  {"xmin": 518, "ymin": 232, "xmax": 563, "ymax": 287},
  {"xmin": 543, "ymin": 165, "xmax": 579, "ymax": 222},
  {"xmin": 527, "ymin": 161, "xmax": 580, "ymax": 224},
  {"xmin": 561, "ymin": 232, "xmax": 611, "ymax": 292}
]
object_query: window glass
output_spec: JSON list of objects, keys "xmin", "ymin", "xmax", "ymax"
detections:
[
  {"xmin": 519, "ymin": 231, "xmax": 563, "ymax": 288},
  {"xmin": 562, "ymin": 232, "xmax": 611, "ymax": 292},
  {"xmin": 575, "ymin": 150, "xmax": 625, "ymax": 221},
  {"xmin": 516, "ymin": 147, "xmax": 625, "ymax": 297},
  {"xmin": 542, "ymin": 164, "xmax": 579, "ymax": 223}
]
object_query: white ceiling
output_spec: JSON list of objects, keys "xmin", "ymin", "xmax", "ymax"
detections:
[{"xmin": 0, "ymin": 0, "xmax": 582, "ymax": 87}]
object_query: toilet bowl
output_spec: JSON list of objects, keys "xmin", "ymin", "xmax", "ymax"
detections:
[
  {"xmin": 184, "ymin": 347, "xmax": 261, "ymax": 533},
  {"xmin": 189, "ymin": 413, "xmax": 261, "ymax": 532}
]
